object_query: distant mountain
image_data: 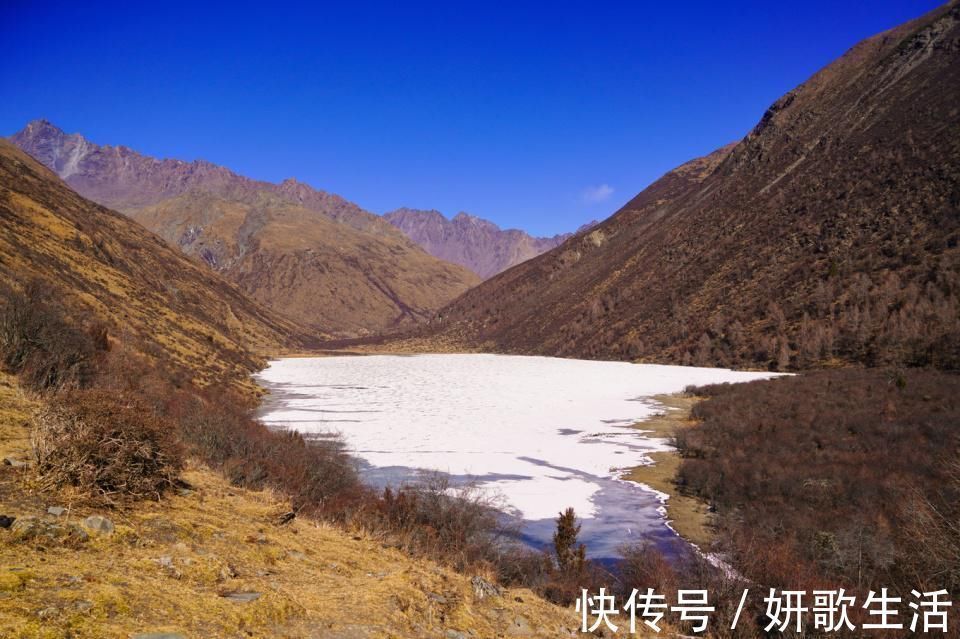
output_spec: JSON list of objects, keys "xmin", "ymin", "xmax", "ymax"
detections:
[
  {"xmin": 11, "ymin": 121, "xmax": 480, "ymax": 335},
  {"xmin": 0, "ymin": 139, "xmax": 307, "ymax": 384},
  {"xmin": 10, "ymin": 120, "xmax": 395, "ymax": 237},
  {"xmin": 385, "ymin": 208, "xmax": 595, "ymax": 278},
  {"xmin": 425, "ymin": 2, "xmax": 960, "ymax": 370},
  {"xmin": 131, "ymin": 191, "xmax": 480, "ymax": 335}
]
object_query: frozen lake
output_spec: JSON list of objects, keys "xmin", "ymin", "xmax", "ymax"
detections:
[{"xmin": 255, "ymin": 354, "xmax": 774, "ymax": 558}]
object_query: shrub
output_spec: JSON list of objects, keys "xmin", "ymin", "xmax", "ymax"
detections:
[
  {"xmin": 0, "ymin": 281, "xmax": 102, "ymax": 393},
  {"xmin": 679, "ymin": 368, "xmax": 960, "ymax": 595},
  {"xmin": 377, "ymin": 473, "xmax": 507, "ymax": 571},
  {"xmin": 32, "ymin": 390, "xmax": 183, "ymax": 503},
  {"xmin": 618, "ymin": 541, "xmax": 679, "ymax": 596},
  {"xmin": 495, "ymin": 545, "xmax": 553, "ymax": 590},
  {"xmin": 173, "ymin": 388, "xmax": 367, "ymax": 516}
]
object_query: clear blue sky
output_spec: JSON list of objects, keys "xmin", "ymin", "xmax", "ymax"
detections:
[{"xmin": 0, "ymin": 1, "xmax": 942, "ymax": 236}]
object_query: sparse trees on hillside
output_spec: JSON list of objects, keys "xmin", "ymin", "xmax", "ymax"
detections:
[
  {"xmin": 0, "ymin": 281, "xmax": 105, "ymax": 392},
  {"xmin": 677, "ymin": 368, "xmax": 960, "ymax": 595}
]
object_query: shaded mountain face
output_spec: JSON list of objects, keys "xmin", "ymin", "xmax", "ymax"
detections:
[
  {"xmin": 11, "ymin": 122, "xmax": 480, "ymax": 335},
  {"xmin": 384, "ymin": 208, "xmax": 594, "ymax": 279},
  {"xmin": 0, "ymin": 140, "xmax": 307, "ymax": 384},
  {"xmin": 428, "ymin": 3, "xmax": 960, "ymax": 370}
]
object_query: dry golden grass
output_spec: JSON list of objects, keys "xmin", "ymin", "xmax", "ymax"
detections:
[
  {"xmin": 624, "ymin": 394, "xmax": 715, "ymax": 548},
  {"xmin": 0, "ymin": 373, "xmax": 34, "ymax": 462},
  {"xmin": 0, "ymin": 375, "xmax": 581, "ymax": 639}
]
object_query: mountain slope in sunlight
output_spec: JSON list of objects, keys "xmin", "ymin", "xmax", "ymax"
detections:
[
  {"xmin": 131, "ymin": 191, "xmax": 482, "ymax": 334},
  {"xmin": 11, "ymin": 122, "xmax": 481, "ymax": 336},
  {"xmin": 426, "ymin": 3, "xmax": 960, "ymax": 370},
  {"xmin": 0, "ymin": 139, "xmax": 309, "ymax": 386}
]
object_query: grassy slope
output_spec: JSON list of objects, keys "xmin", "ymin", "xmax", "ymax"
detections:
[
  {"xmin": 129, "ymin": 191, "xmax": 481, "ymax": 336},
  {"xmin": 0, "ymin": 140, "xmax": 309, "ymax": 391},
  {"xmin": 0, "ymin": 373, "xmax": 578, "ymax": 638}
]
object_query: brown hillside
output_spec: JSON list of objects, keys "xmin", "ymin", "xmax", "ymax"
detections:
[
  {"xmin": 128, "ymin": 191, "xmax": 480, "ymax": 335},
  {"xmin": 428, "ymin": 3, "xmax": 960, "ymax": 370},
  {"xmin": 0, "ymin": 140, "xmax": 308, "ymax": 387},
  {"xmin": 11, "ymin": 122, "xmax": 481, "ymax": 335}
]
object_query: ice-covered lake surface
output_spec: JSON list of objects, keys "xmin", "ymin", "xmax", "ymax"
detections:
[{"xmin": 255, "ymin": 354, "xmax": 775, "ymax": 558}]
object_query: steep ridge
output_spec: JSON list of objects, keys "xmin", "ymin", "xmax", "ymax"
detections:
[
  {"xmin": 131, "ymin": 191, "xmax": 481, "ymax": 334},
  {"xmin": 428, "ymin": 3, "xmax": 960, "ymax": 370},
  {"xmin": 385, "ymin": 208, "xmax": 591, "ymax": 278},
  {"xmin": 12, "ymin": 120, "xmax": 395, "ymax": 237},
  {"xmin": 10, "ymin": 121, "xmax": 480, "ymax": 335},
  {"xmin": 0, "ymin": 139, "xmax": 307, "ymax": 385}
]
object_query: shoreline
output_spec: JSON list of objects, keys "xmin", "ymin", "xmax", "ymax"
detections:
[{"xmin": 623, "ymin": 393, "xmax": 714, "ymax": 548}]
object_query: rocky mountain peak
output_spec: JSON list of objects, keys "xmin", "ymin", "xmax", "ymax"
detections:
[{"xmin": 385, "ymin": 208, "xmax": 587, "ymax": 279}]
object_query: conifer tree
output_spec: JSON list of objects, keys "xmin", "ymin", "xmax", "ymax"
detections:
[{"xmin": 553, "ymin": 507, "xmax": 586, "ymax": 575}]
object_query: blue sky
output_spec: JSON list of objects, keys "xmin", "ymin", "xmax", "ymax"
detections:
[{"xmin": 0, "ymin": 1, "xmax": 942, "ymax": 236}]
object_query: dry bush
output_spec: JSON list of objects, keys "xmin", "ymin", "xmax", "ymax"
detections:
[
  {"xmin": 618, "ymin": 541, "xmax": 681, "ymax": 596},
  {"xmin": 173, "ymin": 388, "xmax": 368, "ymax": 516},
  {"xmin": 0, "ymin": 281, "xmax": 104, "ymax": 393},
  {"xmin": 495, "ymin": 545, "xmax": 553, "ymax": 590},
  {"xmin": 376, "ymin": 473, "xmax": 508, "ymax": 571},
  {"xmin": 903, "ymin": 460, "xmax": 960, "ymax": 594},
  {"xmin": 32, "ymin": 390, "xmax": 183, "ymax": 503}
]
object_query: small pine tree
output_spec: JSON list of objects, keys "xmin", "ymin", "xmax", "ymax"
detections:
[{"xmin": 553, "ymin": 507, "xmax": 586, "ymax": 575}]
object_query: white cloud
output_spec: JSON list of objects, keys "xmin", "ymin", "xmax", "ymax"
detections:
[{"xmin": 581, "ymin": 183, "xmax": 614, "ymax": 204}]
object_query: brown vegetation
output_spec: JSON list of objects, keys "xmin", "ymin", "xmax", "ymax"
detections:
[
  {"xmin": 677, "ymin": 368, "xmax": 960, "ymax": 596},
  {"xmin": 0, "ymin": 282, "xmax": 102, "ymax": 394},
  {"xmin": 618, "ymin": 542, "xmax": 751, "ymax": 638},
  {"xmin": 32, "ymin": 391, "xmax": 183, "ymax": 503},
  {"xmin": 418, "ymin": 3, "xmax": 960, "ymax": 372}
]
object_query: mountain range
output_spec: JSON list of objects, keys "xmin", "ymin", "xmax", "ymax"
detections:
[
  {"xmin": 384, "ymin": 208, "xmax": 594, "ymax": 278},
  {"xmin": 423, "ymin": 2, "xmax": 960, "ymax": 371},
  {"xmin": 10, "ymin": 121, "xmax": 481, "ymax": 336},
  {"xmin": 7, "ymin": 3, "xmax": 958, "ymax": 369}
]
